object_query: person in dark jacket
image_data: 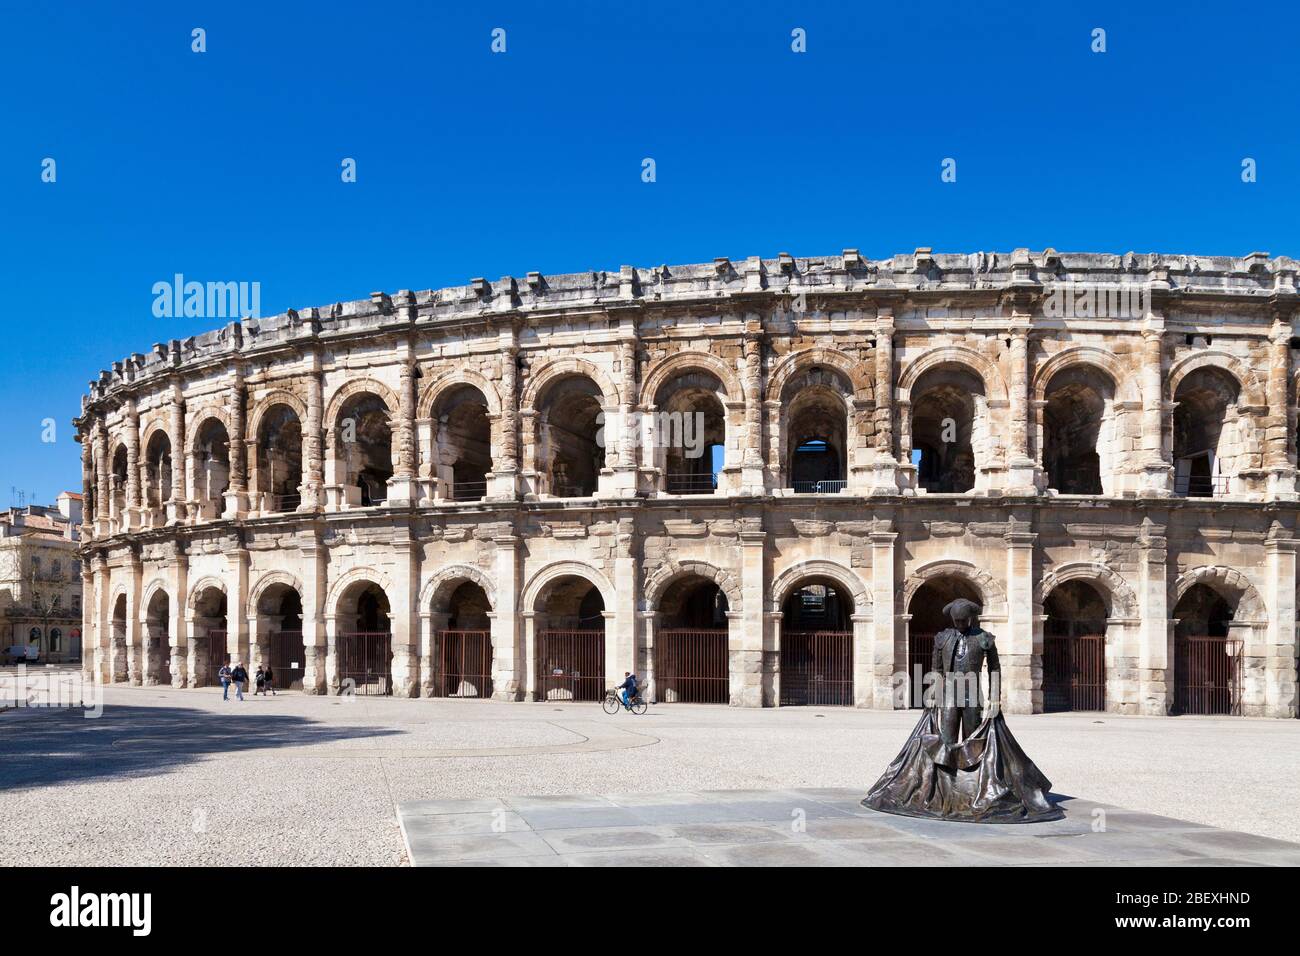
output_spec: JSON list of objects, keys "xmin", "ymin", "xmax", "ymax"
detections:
[
  {"xmin": 230, "ymin": 661, "xmax": 249, "ymax": 701},
  {"xmin": 263, "ymin": 664, "xmax": 276, "ymax": 696},
  {"xmin": 254, "ymin": 665, "xmax": 267, "ymax": 696},
  {"xmin": 218, "ymin": 662, "xmax": 233, "ymax": 701},
  {"xmin": 616, "ymin": 672, "xmax": 638, "ymax": 709}
]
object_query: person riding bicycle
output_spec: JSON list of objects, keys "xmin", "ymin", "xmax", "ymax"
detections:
[{"xmin": 616, "ymin": 672, "xmax": 638, "ymax": 709}]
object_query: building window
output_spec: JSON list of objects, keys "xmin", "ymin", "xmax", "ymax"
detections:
[
  {"xmin": 28, "ymin": 627, "xmax": 41, "ymax": 643},
  {"xmin": 51, "ymin": 559, "xmax": 61, "ymax": 578},
  {"xmin": 72, "ymin": 595, "xmax": 81, "ymax": 613},
  {"xmin": 49, "ymin": 628, "xmax": 61, "ymax": 651}
]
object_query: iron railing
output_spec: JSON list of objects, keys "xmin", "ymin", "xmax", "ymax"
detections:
[
  {"xmin": 1174, "ymin": 474, "xmax": 1230, "ymax": 498},
  {"xmin": 1043, "ymin": 635, "xmax": 1105, "ymax": 712},
  {"xmin": 435, "ymin": 629, "xmax": 492, "ymax": 698},
  {"xmin": 665, "ymin": 473, "xmax": 718, "ymax": 495},
  {"xmin": 780, "ymin": 630, "xmax": 853, "ymax": 706},
  {"xmin": 1173, "ymin": 635, "xmax": 1242, "ymax": 715},
  {"xmin": 907, "ymin": 632, "xmax": 936, "ymax": 708},
  {"xmin": 272, "ymin": 493, "xmax": 301, "ymax": 512},
  {"xmin": 655, "ymin": 628, "xmax": 729, "ymax": 703},
  {"xmin": 537, "ymin": 629, "xmax": 605, "ymax": 702},
  {"xmin": 451, "ymin": 481, "xmax": 488, "ymax": 502},
  {"xmin": 270, "ymin": 630, "xmax": 305, "ymax": 690},
  {"xmin": 337, "ymin": 631, "xmax": 392, "ymax": 696},
  {"xmin": 790, "ymin": 479, "xmax": 848, "ymax": 494}
]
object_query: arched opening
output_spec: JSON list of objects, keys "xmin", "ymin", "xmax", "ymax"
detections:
[
  {"xmin": 144, "ymin": 588, "xmax": 171, "ymax": 686},
  {"xmin": 655, "ymin": 576, "xmax": 729, "ymax": 703},
  {"xmin": 907, "ymin": 575, "xmax": 982, "ymax": 707},
  {"xmin": 192, "ymin": 419, "xmax": 231, "ymax": 518},
  {"xmin": 433, "ymin": 385, "xmax": 492, "ymax": 501},
  {"xmin": 537, "ymin": 376, "xmax": 605, "ymax": 498},
  {"xmin": 780, "ymin": 578, "xmax": 853, "ymax": 706},
  {"xmin": 336, "ymin": 581, "xmax": 392, "ymax": 696},
  {"xmin": 192, "ymin": 586, "xmax": 228, "ymax": 688},
  {"xmin": 783, "ymin": 367, "xmax": 850, "ymax": 493},
  {"xmin": 433, "ymin": 581, "xmax": 493, "ymax": 698},
  {"xmin": 111, "ymin": 593, "xmax": 127, "ymax": 679},
  {"xmin": 257, "ymin": 583, "xmax": 304, "ymax": 691},
  {"xmin": 110, "ymin": 445, "xmax": 128, "ymax": 522},
  {"xmin": 257, "ymin": 404, "xmax": 303, "ymax": 512},
  {"xmin": 655, "ymin": 372, "xmax": 726, "ymax": 495},
  {"xmin": 1042, "ymin": 580, "xmax": 1108, "ymax": 712},
  {"xmin": 1172, "ymin": 583, "xmax": 1242, "ymax": 715},
  {"xmin": 1173, "ymin": 367, "xmax": 1241, "ymax": 498},
  {"xmin": 144, "ymin": 431, "xmax": 172, "ymax": 517},
  {"xmin": 535, "ymin": 575, "xmax": 605, "ymax": 701},
  {"xmin": 335, "ymin": 393, "xmax": 392, "ymax": 507},
  {"xmin": 910, "ymin": 365, "xmax": 984, "ymax": 494},
  {"xmin": 1042, "ymin": 367, "xmax": 1115, "ymax": 495}
]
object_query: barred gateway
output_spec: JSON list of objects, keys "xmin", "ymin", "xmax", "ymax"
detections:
[{"xmin": 75, "ymin": 249, "xmax": 1300, "ymax": 717}]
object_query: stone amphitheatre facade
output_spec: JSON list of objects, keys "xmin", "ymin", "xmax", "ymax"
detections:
[{"xmin": 76, "ymin": 249, "xmax": 1300, "ymax": 718}]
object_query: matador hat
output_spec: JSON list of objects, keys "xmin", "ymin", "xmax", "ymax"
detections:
[{"xmin": 942, "ymin": 598, "xmax": 982, "ymax": 619}]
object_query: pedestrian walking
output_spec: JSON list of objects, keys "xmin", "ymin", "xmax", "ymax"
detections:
[
  {"xmin": 230, "ymin": 661, "xmax": 248, "ymax": 701},
  {"xmin": 255, "ymin": 664, "xmax": 267, "ymax": 696},
  {"xmin": 264, "ymin": 663, "xmax": 276, "ymax": 696},
  {"xmin": 218, "ymin": 662, "xmax": 233, "ymax": 701}
]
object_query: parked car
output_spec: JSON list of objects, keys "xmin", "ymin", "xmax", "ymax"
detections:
[{"xmin": 2, "ymin": 644, "xmax": 39, "ymax": 665}]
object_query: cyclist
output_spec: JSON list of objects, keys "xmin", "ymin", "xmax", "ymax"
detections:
[{"xmin": 616, "ymin": 671, "xmax": 638, "ymax": 710}]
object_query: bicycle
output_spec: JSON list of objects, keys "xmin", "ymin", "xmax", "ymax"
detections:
[{"xmin": 603, "ymin": 687, "xmax": 648, "ymax": 715}]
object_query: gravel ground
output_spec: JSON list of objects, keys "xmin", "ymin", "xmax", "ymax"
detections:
[{"xmin": 2, "ymin": 682, "xmax": 1298, "ymax": 865}]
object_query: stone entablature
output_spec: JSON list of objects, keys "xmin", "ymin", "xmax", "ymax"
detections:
[{"xmin": 74, "ymin": 250, "xmax": 1300, "ymax": 718}]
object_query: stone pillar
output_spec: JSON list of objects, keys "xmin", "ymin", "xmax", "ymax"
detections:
[
  {"xmin": 1002, "ymin": 516, "xmax": 1037, "ymax": 714},
  {"xmin": 1264, "ymin": 522, "xmax": 1298, "ymax": 717},
  {"xmin": 734, "ymin": 527, "xmax": 766, "ymax": 707},
  {"xmin": 389, "ymin": 537, "xmax": 418, "ymax": 698},
  {"xmin": 869, "ymin": 521, "xmax": 899, "ymax": 708},
  {"xmin": 1265, "ymin": 322, "xmax": 1297, "ymax": 500},
  {"xmin": 227, "ymin": 543, "xmax": 249, "ymax": 676},
  {"xmin": 168, "ymin": 548, "xmax": 188, "ymax": 688},
  {"xmin": 1139, "ymin": 325, "xmax": 1173, "ymax": 495},
  {"xmin": 167, "ymin": 382, "xmax": 187, "ymax": 525},
  {"xmin": 125, "ymin": 400, "xmax": 142, "ymax": 530},
  {"xmin": 1137, "ymin": 517, "xmax": 1171, "ymax": 714},
  {"xmin": 492, "ymin": 338, "xmax": 520, "ymax": 499},
  {"xmin": 871, "ymin": 314, "xmax": 900, "ymax": 494},
  {"xmin": 523, "ymin": 612, "xmax": 538, "ymax": 700},
  {"xmin": 301, "ymin": 534, "xmax": 327, "ymax": 693},
  {"xmin": 388, "ymin": 354, "xmax": 420, "ymax": 506},
  {"xmin": 301, "ymin": 356, "xmax": 325, "ymax": 510},
  {"xmin": 1005, "ymin": 323, "xmax": 1040, "ymax": 494},
  {"xmin": 324, "ymin": 614, "xmax": 340, "ymax": 693},
  {"xmin": 599, "ymin": 335, "xmax": 639, "ymax": 499},
  {"xmin": 639, "ymin": 611, "xmax": 656, "ymax": 701},
  {"xmin": 126, "ymin": 552, "xmax": 142, "ymax": 684},
  {"xmin": 611, "ymin": 518, "xmax": 637, "ymax": 682},
  {"xmin": 95, "ymin": 422, "xmax": 111, "ymax": 535},
  {"xmin": 491, "ymin": 533, "xmax": 522, "ymax": 700},
  {"xmin": 419, "ymin": 611, "xmax": 441, "ymax": 697},
  {"xmin": 740, "ymin": 330, "xmax": 766, "ymax": 494},
  {"xmin": 223, "ymin": 366, "xmax": 249, "ymax": 518},
  {"xmin": 80, "ymin": 433, "xmax": 95, "ymax": 540}
]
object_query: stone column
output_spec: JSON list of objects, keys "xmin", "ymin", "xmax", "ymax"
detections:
[
  {"xmin": 168, "ymin": 547, "xmax": 188, "ymax": 687},
  {"xmin": 80, "ymin": 433, "xmax": 95, "ymax": 539},
  {"xmin": 389, "ymin": 536, "xmax": 419, "ymax": 697},
  {"xmin": 869, "ymin": 521, "xmax": 899, "ymax": 708},
  {"xmin": 740, "ymin": 330, "xmax": 766, "ymax": 494},
  {"xmin": 1005, "ymin": 323, "xmax": 1040, "ymax": 494},
  {"xmin": 95, "ymin": 422, "xmax": 111, "ymax": 535},
  {"xmin": 1002, "ymin": 516, "xmax": 1038, "ymax": 714},
  {"xmin": 125, "ymin": 400, "xmax": 142, "ymax": 530},
  {"xmin": 734, "ymin": 527, "xmax": 767, "ymax": 707},
  {"xmin": 1139, "ymin": 324, "xmax": 1173, "ymax": 495},
  {"xmin": 388, "ymin": 355, "xmax": 419, "ymax": 506},
  {"xmin": 223, "ymin": 365, "xmax": 249, "ymax": 517},
  {"xmin": 301, "ymin": 356, "xmax": 324, "ymax": 510},
  {"xmin": 301, "ymin": 534, "xmax": 327, "ymax": 693},
  {"xmin": 1264, "ymin": 522, "xmax": 1298, "ymax": 717},
  {"xmin": 227, "ymin": 541, "xmax": 249, "ymax": 676},
  {"xmin": 167, "ymin": 382, "xmax": 187, "ymax": 525},
  {"xmin": 1266, "ymin": 321, "xmax": 1297, "ymax": 500},
  {"xmin": 522, "ymin": 611, "xmax": 538, "ymax": 700},
  {"xmin": 639, "ymin": 611, "xmax": 656, "ymax": 700},
  {"xmin": 871, "ymin": 314, "xmax": 900, "ymax": 494},
  {"xmin": 126, "ymin": 552, "xmax": 142, "ymax": 684},
  {"xmin": 1137, "ymin": 517, "xmax": 1171, "ymax": 714},
  {"xmin": 492, "ymin": 337, "xmax": 520, "ymax": 499},
  {"xmin": 610, "ymin": 518, "xmax": 638, "ymax": 681},
  {"xmin": 601, "ymin": 336, "xmax": 640, "ymax": 498},
  {"xmin": 419, "ymin": 611, "xmax": 440, "ymax": 697},
  {"xmin": 491, "ymin": 533, "xmax": 522, "ymax": 700}
]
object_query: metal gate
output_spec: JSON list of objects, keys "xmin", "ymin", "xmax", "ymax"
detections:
[
  {"xmin": 1043, "ymin": 635, "xmax": 1105, "ymax": 712},
  {"xmin": 337, "ymin": 631, "xmax": 392, "ymax": 696},
  {"xmin": 206, "ymin": 629, "xmax": 228, "ymax": 686},
  {"xmin": 780, "ymin": 630, "xmax": 853, "ymax": 706},
  {"xmin": 655, "ymin": 629, "xmax": 729, "ymax": 704},
  {"xmin": 270, "ymin": 630, "xmax": 305, "ymax": 690},
  {"xmin": 436, "ymin": 629, "xmax": 493, "ymax": 698},
  {"xmin": 908, "ymin": 632, "xmax": 935, "ymax": 708},
  {"xmin": 537, "ymin": 630, "xmax": 604, "ymax": 702},
  {"xmin": 1174, "ymin": 635, "xmax": 1243, "ymax": 716}
]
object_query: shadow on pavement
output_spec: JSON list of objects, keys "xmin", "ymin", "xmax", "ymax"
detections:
[{"xmin": 0, "ymin": 704, "xmax": 403, "ymax": 791}]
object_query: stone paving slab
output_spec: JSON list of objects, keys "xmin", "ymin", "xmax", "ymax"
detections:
[{"xmin": 398, "ymin": 788, "xmax": 1300, "ymax": 867}]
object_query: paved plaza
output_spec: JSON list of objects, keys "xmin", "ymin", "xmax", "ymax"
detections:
[{"xmin": 3, "ymin": 675, "xmax": 1300, "ymax": 866}]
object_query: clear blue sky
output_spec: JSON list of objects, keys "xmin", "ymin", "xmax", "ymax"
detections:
[{"xmin": 1, "ymin": 0, "xmax": 1294, "ymax": 505}]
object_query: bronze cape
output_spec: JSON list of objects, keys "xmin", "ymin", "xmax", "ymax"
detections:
[{"xmin": 861, "ymin": 708, "xmax": 1063, "ymax": 823}]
